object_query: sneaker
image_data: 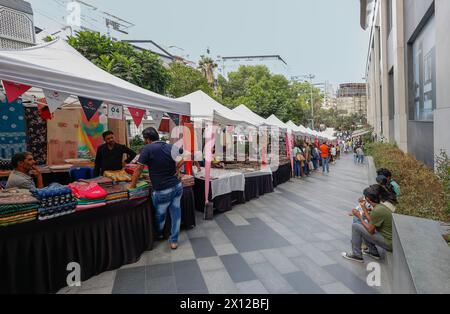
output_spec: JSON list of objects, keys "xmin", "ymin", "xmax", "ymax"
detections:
[
  {"xmin": 341, "ymin": 252, "xmax": 364, "ymax": 263},
  {"xmin": 362, "ymin": 249, "xmax": 381, "ymax": 260}
]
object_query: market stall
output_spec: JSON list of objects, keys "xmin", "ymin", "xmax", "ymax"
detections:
[{"xmin": 0, "ymin": 39, "xmax": 196, "ymax": 294}]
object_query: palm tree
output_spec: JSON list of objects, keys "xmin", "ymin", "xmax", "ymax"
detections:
[{"xmin": 198, "ymin": 55, "xmax": 218, "ymax": 87}]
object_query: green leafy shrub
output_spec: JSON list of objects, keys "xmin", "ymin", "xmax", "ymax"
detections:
[
  {"xmin": 435, "ymin": 150, "xmax": 450, "ymax": 216},
  {"xmin": 368, "ymin": 143, "xmax": 449, "ymax": 222},
  {"xmin": 130, "ymin": 135, "xmax": 144, "ymax": 154}
]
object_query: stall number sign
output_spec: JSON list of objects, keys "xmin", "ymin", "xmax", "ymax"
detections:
[{"xmin": 108, "ymin": 104, "xmax": 123, "ymax": 120}]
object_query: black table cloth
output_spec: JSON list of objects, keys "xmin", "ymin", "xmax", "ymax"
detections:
[
  {"xmin": 272, "ymin": 163, "xmax": 292, "ymax": 187},
  {"xmin": 244, "ymin": 174, "xmax": 274, "ymax": 202},
  {"xmin": 0, "ymin": 198, "xmax": 153, "ymax": 294}
]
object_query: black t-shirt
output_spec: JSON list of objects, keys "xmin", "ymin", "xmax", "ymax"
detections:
[
  {"xmin": 138, "ymin": 142, "xmax": 183, "ymax": 191},
  {"xmin": 94, "ymin": 143, "xmax": 137, "ymax": 177}
]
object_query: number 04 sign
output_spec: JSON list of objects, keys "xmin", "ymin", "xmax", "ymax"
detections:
[{"xmin": 108, "ymin": 104, "xmax": 123, "ymax": 120}]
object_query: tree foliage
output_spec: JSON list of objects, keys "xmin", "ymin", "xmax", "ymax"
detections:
[
  {"xmin": 218, "ymin": 65, "xmax": 323, "ymax": 126},
  {"xmin": 167, "ymin": 62, "xmax": 214, "ymax": 98},
  {"xmin": 67, "ymin": 31, "xmax": 171, "ymax": 94}
]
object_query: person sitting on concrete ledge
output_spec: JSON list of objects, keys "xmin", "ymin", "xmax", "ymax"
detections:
[
  {"xmin": 377, "ymin": 168, "xmax": 401, "ymax": 198},
  {"xmin": 342, "ymin": 185, "xmax": 393, "ymax": 263}
]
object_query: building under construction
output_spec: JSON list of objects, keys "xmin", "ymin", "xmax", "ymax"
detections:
[{"xmin": 336, "ymin": 83, "xmax": 367, "ymax": 117}]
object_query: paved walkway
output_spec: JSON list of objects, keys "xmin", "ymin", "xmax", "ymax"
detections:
[{"xmin": 59, "ymin": 154, "xmax": 390, "ymax": 294}]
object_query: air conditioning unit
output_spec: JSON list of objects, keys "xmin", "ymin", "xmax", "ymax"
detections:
[{"xmin": 0, "ymin": 0, "xmax": 35, "ymax": 49}]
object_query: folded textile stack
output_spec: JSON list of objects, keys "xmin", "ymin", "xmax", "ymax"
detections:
[
  {"xmin": 103, "ymin": 170, "xmax": 132, "ymax": 182},
  {"xmin": 31, "ymin": 183, "xmax": 76, "ymax": 220},
  {"xmin": 0, "ymin": 189, "xmax": 39, "ymax": 227},
  {"xmin": 104, "ymin": 184, "xmax": 129, "ymax": 204},
  {"xmin": 181, "ymin": 174, "xmax": 195, "ymax": 187},
  {"xmin": 79, "ymin": 176, "xmax": 113, "ymax": 189},
  {"xmin": 128, "ymin": 181, "xmax": 150, "ymax": 200},
  {"xmin": 0, "ymin": 159, "xmax": 13, "ymax": 170},
  {"xmin": 69, "ymin": 182, "xmax": 107, "ymax": 211}
]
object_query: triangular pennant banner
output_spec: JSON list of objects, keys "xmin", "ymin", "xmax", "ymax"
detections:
[
  {"xmin": 43, "ymin": 89, "xmax": 70, "ymax": 113},
  {"xmin": 79, "ymin": 97, "xmax": 103, "ymax": 121},
  {"xmin": 128, "ymin": 107, "xmax": 146, "ymax": 128},
  {"xmin": 2, "ymin": 81, "xmax": 31, "ymax": 103},
  {"xmin": 167, "ymin": 113, "xmax": 180, "ymax": 126}
]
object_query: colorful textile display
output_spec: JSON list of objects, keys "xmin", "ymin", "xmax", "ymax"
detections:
[
  {"xmin": 24, "ymin": 107, "xmax": 47, "ymax": 165},
  {"xmin": 128, "ymin": 181, "xmax": 150, "ymax": 200},
  {"xmin": 103, "ymin": 170, "xmax": 132, "ymax": 182},
  {"xmin": 79, "ymin": 176, "xmax": 113, "ymax": 189},
  {"xmin": 68, "ymin": 181, "xmax": 107, "ymax": 211},
  {"xmin": 31, "ymin": 183, "xmax": 76, "ymax": 220},
  {"xmin": 0, "ymin": 99, "xmax": 27, "ymax": 160},
  {"xmin": 104, "ymin": 184, "xmax": 129, "ymax": 204},
  {"xmin": 47, "ymin": 108, "xmax": 79, "ymax": 165},
  {"xmin": 78, "ymin": 110, "xmax": 106, "ymax": 159},
  {"xmin": 0, "ymin": 189, "xmax": 39, "ymax": 227}
]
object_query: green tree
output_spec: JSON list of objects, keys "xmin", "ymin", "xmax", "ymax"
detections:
[
  {"xmin": 68, "ymin": 31, "xmax": 171, "ymax": 94},
  {"xmin": 198, "ymin": 56, "xmax": 218, "ymax": 87},
  {"xmin": 167, "ymin": 62, "xmax": 214, "ymax": 98}
]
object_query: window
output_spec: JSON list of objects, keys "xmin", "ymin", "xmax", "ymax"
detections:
[
  {"xmin": 387, "ymin": 0, "xmax": 393, "ymax": 35},
  {"xmin": 411, "ymin": 16, "xmax": 436, "ymax": 121},
  {"xmin": 388, "ymin": 69, "xmax": 395, "ymax": 120}
]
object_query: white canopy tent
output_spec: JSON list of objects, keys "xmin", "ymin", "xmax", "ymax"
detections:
[
  {"xmin": 0, "ymin": 38, "xmax": 190, "ymax": 115},
  {"xmin": 232, "ymin": 104, "xmax": 269, "ymax": 126},
  {"xmin": 177, "ymin": 91, "xmax": 252, "ymax": 126},
  {"xmin": 286, "ymin": 121, "xmax": 307, "ymax": 136},
  {"xmin": 264, "ymin": 115, "xmax": 290, "ymax": 131}
]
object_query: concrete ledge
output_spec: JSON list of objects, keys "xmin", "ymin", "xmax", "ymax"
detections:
[
  {"xmin": 392, "ymin": 214, "xmax": 450, "ymax": 294},
  {"xmin": 366, "ymin": 156, "xmax": 377, "ymax": 185}
]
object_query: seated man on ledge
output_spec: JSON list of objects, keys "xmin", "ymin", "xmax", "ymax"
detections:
[
  {"xmin": 342, "ymin": 184, "xmax": 393, "ymax": 263},
  {"xmin": 6, "ymin": 152, "xmax": 44, "ymax": 190}
]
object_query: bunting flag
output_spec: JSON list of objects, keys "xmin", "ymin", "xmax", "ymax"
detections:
[
  {"xmin": 78, "ymin": 96, "xmax": 103, "ymax": 121},
  {"xmin": 43, "ymin": 89, "xmax": 70, "ymax": 113},
  {"xmin": 128, "ymin": 107, "xmax": 146, "ymax": 128},
  {"xmin": 167, "ymin": 113, "xmax": 180, "ymax": 126},
  {"xmin": 2, "ymin": 81, "xmax": 31, "ymax": 103}
]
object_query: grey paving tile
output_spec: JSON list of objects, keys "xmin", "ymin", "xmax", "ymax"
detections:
[
  {"xmin": 190, "ymin": 237, "xmax": 218, "ymax": 258},
  {"xmin": 220, "ymin": 254, "xmax": 257, "ymax": 283},
  {"xmin": 260, "ymin": 249, "xmax": 299, "ymax": 274},
  {"xmin": 283, "ymin": 271, "xmax": 324, "ymax": 294},
  {"xmin": 202, "ymin": 269, "xmax": 238, "ymax": 294},
  {"xmin": 112, "ymin": 266, "xmax": 145, "ymax": 294},
  {"xmin": 146, "ymin": 276, "xmax": 177, "ymax": 294},
  {"xmin": 146, "ymin": 263, "xmax": 173, "ymax": 279},
  {"xmin": 236, "ymin": 280, "xmax": 269, "ymax": 294},
  {"xmin": 215, "ymin": 216, "xmax": 290, "ymax": 252},
  {"xmin": 170, "ymin": 246, "xmax": 196, "ymax": 262},
  {"xmin": 251, "ymin": 262, "xmax": 294, "ymax": 294},
  {"xmin": 79, "ymin": 270, "xmax": 116, "ymax": 291},
  {"xmin": 173, "ymin": 260, "xmax": 208, "ymax": 293},
  {"xmin": 78, "ymin": 286, "xmax": 112, "ymax": 294},
  {"xmin": 241, "ymin": 251, "xmax": 266, "ymax": 265},
  {"xmin": 313, "ymin": 232, "xmax": 336, "ymax": 241},
  {"xmin": 321, "ymin": 282, "xmax": 354, "ymax": 294},
  {"xmin": 323, "ymin": 263, "xmax": 378, "ymax": 294},
  {"xmin": 197, "ymin": 256, "xmax": 225, "ymax": 272},
  {"xmin": 186, "ymin": 226, "xmax": 207, "ymax": 239},
  {"xmin": 225, "ymin": 212, "xmax": 250, "ymax": 226},
  {"xmin": 290, "ymin": 256, "xmax": 337, "ymax": 286},
  {"xmin": 279, "ymin": 246, "xmax": 303, "ymax": 258},
  {"xmin": 311, "ymin": 241, "xmax": 336, "ymax": 252},
  {"xmin": 296, "ymin": 243, "xmax": 337, "ymax": 267},
  {"xmin": 213, "ymin": 243, "xmax": 238, "ymax": 256}
]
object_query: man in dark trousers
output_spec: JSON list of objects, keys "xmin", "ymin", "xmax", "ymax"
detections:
[{"xmin": 94, "ymin": 131, "xmax": 137, "ymax": 177}]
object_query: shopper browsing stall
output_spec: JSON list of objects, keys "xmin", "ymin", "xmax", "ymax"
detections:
[
  {"xmin": 94, "ymin": 131, "xmax": 137, "ymax": 177},
  {"xmin": 5, "ymin": 152, "xmax": 44, "ymax": 190},
  {"xmin": 129, "ymin": 127, "xmax": 184, "ymax": 250}
]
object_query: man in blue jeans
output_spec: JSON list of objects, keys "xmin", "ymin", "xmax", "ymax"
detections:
[{"xmin": 129, "ymin": 127, "xmax": 184, "ymax": 250}]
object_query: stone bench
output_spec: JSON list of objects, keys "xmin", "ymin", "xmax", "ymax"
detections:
[{"xmin": 392, "ymin": 214, "xmax": 450, "ymax": 294}]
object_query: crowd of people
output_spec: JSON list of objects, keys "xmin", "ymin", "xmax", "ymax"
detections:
[
  {"xmin": 342, "ymin": 168, "xmax": 401, "ymax": 262},
  {"xmin": 292, "ymin": 141, "xmax": 343, "ymax": 177}
]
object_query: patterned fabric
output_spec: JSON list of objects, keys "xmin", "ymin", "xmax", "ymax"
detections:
[
  {"xmin": 78, "ymin": 110, "xmax": 106, "ymax": 159},
  {"xmin": 0, "ymin": 188, "xmax": 38, "ymax": 205},
  {"xmin": 24, "ymin": 107, "xmax": 47, "ymax": 165},
  {"xmin": 47, "ymin": 109, "xmax": 79, "ymax": 166},
  {"xmin": 0, "ymin": 99, "xmax": 27, "ymax": 160},
  {"xmin": 0, "ymin": 188, "xmax": 38, "ymax": 227},
  {"xmin": 31, "ymin": 183, "xmax": 76, "ymax": 220}
]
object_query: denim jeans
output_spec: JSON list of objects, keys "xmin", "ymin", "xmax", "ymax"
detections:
[
  {"xmin": 358, "ymin": 155, "xmax": 365, "ymax": 164},
  {"xmin": 304, "ymin": 162, "xmax": 310, "ymax": 175},
  {"xmin": 351, "ymin": 223, "xmax": 392, "ymax": 258},
  {"xmin": 312, "ymin": 158, "xmax": 318, "ymax": 170},
  {"xmin": 294, "ymin": 159, "xmax": 301, "ymax": 177},
  {"xmin": 321, "ymin": 157, "xmax": 329, "ymax": 173},
  {"xmin": 152, "ymin": 182, "xmax": 183, "ymax": 244}
]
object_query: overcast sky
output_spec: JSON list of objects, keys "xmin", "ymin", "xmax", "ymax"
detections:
[{"xmin": 28, "ymin": 0, "xmax": 369, "ymax": 89}]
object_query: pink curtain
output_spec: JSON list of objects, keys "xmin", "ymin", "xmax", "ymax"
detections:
[
  {"xmin": 286, "ymin": 132, "xmax": 294, "ymax": 174},
  {"xmin": 204, "ymin": 122, "xmax": 216, "ymax": 204}
]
